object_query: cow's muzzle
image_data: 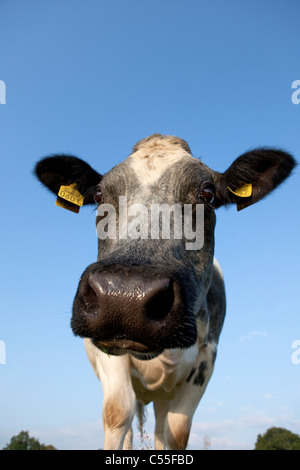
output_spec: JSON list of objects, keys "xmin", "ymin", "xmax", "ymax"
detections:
[{"xmin": 71, "ymin": 263, "xmax": 197, "ymax": 358}]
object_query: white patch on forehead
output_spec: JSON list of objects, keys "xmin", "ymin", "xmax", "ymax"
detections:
[{"xmin": 127, "ymin": 136, "xmax": 196, "ymax": 185}]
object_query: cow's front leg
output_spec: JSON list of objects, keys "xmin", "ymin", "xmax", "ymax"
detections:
[
  {"xmin": 93, "ymin": 349, "xmax": 136, "ymax": 450},
  {"xmin": 153, "ymin": 401, "xmax": 168, "ymax": 450},
  {"xmin": 165, "ymin": 342, "xmax": 217, "ymax": 450},
  {"xmin": 123, "ymin": 426, "xmax": 133, "ymax": 450}
]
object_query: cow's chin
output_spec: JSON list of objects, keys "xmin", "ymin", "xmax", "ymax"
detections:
[{"xmin": 92, "ymin": 339, "xmax": 163, "ymax": 361}]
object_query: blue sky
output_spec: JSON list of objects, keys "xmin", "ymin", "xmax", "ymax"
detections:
[{"xmin": 0, "ymin": 0, "xmax": 299, "ymax": 450}]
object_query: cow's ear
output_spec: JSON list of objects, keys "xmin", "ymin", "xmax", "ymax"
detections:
[
  {"xmin": 213, "ymin": 148, "xmax": 296, "ymax": 210},
  {"xmin": 34, "ymin": 155, "xmax": 102, "ymax": 205}
]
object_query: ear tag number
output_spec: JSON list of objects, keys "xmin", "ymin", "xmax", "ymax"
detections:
[
  {"xmin": 227, "ymin": 183, "xmax": 252, "ymax": 198},
  {"xmin": 56, "ymin": 184, "xmax": 84, "ymax": 213}
]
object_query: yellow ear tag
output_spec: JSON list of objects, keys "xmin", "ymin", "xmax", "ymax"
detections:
[
  {"xmin": 56, "ymin": 184, "xmax": 84, "ymax": 213},
  {"xmin": 227, "ymin": 183, "xmax": 252, "ymax": 198}
]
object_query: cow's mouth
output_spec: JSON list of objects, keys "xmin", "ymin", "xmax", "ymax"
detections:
[{"xmin": 92, "ymin": 338, "xmax": 163, "ymax": 359}]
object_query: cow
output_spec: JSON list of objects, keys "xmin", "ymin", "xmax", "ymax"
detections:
[{"xmin": 34, "ymin": 134, "xmax": 295, "ymax": 450}]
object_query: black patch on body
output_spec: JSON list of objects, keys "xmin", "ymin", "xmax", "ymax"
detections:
[
  {"xmin": 186, "ymin": 367, "xmax": 196, "ymax": 383},
  {"xmin": 193, "ymin": 361, "xmax": 208, "ymax": 386}
]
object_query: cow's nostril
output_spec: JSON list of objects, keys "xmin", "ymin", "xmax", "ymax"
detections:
[
  {"xmin": 84, "ymin": 273, "xmax": 107, "ymax": 313},
  {"xmin": 145, "ymin": 280, "xmax": 175, "ymax": 321}
]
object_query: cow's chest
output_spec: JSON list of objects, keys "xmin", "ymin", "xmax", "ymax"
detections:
[{"xmin": 129, "ymin": 345, "xmax": 198, "ymax": 404}]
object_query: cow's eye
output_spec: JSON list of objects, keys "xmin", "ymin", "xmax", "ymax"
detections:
[
  {"xmin": 199, "ymin": 185, "xmax": 215, "ymax": 204},
  {"xmin": 94, "ymin": 189, "xmax": 104, "ymax": 204}
]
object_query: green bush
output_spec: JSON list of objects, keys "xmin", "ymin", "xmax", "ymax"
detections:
[
  {"xmin": 255, "ymin": 427, "xmax": 300, "ymax": 450},
  {"xmin": 2, "ymin": 430, "xmax": 56, "ymax": 450}
]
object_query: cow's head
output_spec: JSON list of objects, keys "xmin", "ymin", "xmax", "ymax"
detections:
[{"xmin": 35, "ymin": 134, "xmax": 295, "ymax": 359}]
